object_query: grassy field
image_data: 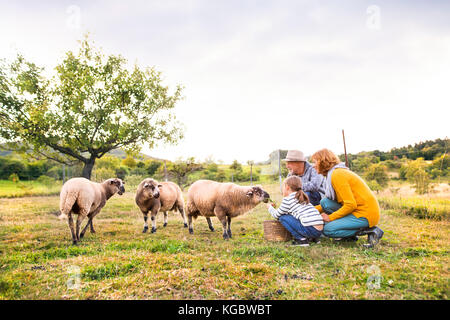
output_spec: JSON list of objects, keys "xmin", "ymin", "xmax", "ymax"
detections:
[
  {"xmin": 0, "ymin": 183, "xmax": 448, "ymax": 300},
  {"xmin": 0, "ymin": 180, "xmax": 62, "ymax": 198}
]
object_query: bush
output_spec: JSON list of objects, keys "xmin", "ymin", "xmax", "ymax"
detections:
[
  {"xmin": 92, "ymin": 167, "xmax": 116, "ymax": 182},
  {"xmin": 364, "ymin": 163, "xmax": 389, "ymax": 188},
  {"xmin": 0, "ymin": 158, "xmax": 27, "ymax": 180},
  {"xmin": 8, "ymin": 173, "xmax": 19, "ymax": 183},
  {"xmin": 124, "ymin": 174, "xmax": 146, "ymax": 187},
  {"xmin": 115, "ymin": 166, "xmax": 129, "ymax": 180},
  {"xmin": 36, "ymin": 175, "xmax": 56, "ymax": 186}
]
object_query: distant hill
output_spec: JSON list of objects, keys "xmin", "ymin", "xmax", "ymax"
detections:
[
  {"xmin": 266, "ymin": 137, "xmax": 448, "ymax": 163},
  {"xmin": 0, "ymin": 144, "xmax": 165, "ymax": 162},
  {"xmin": 106, "ymin": 149, "xmax": 165, "ymax": 161}
]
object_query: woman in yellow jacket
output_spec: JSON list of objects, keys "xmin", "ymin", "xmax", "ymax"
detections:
[{"xmin": 310, "ymin": 149, "xmax": 384, "ymax": 246}]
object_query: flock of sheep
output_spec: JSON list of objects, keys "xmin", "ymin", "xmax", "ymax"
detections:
[{"xmin": 59, "ymin": 177, "xmax": 270, "ymax": 244}]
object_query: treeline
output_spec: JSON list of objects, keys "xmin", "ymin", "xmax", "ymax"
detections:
[
  {"xmin": 0, "ymin": 152, "xmax": 262, "ymax": 189},
  {"xmin": 344, "ymin": 138, "xmax": 448, "ymax": 162}
]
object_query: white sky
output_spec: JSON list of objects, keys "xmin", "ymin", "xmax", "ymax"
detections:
[{"xmin": 1, "ymin": 0, "xmax": 449, "ymax": 163}]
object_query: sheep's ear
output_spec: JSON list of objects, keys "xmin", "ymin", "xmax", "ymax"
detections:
[
  {"xmin": 110, "ymin": 180, "xmax": 115, "ymax": 185},
  {"xmin": 144, "ymin": 183, "xmax": 149, "ymax": 188},
  {"xmin": 157, "ymin": 184, "xmax": 163, "ymax": 188},
  {"xmin": 246, "ymin": 190, "xmax": 253, "ymax": 197}
]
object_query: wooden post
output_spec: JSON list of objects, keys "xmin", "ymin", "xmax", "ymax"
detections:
[
  {"xmin": 342, "ymin": 129, "xmax": 349, "ymax": 167},
  {"xmin": 164, "ymin": 160, "xmax": 168, "ymax": 181},
  {"xmin": 278, "ymin": 149, "xmax": 282, "ymax": 193}
]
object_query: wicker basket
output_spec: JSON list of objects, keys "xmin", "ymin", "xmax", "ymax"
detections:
[{"xmin": 263, "ymin": 220, "xmax": 292, "ymax": 242}]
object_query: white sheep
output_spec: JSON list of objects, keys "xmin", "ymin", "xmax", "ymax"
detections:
[
  {"xmin": 59, "ymin": 177, "xmax": 125, "ymax": 244},
  {"xmin": 135, "ymin": 178, "xmax": 188, "ymax": 233},
  {"xmin": 185, "ymin": 180, "xmax": 270, "ymax": 239}
]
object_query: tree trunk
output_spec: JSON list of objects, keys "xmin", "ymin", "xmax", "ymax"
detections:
[{"xmin": 81, "ymin": 158, "xmax": 96, "ymax": 180}]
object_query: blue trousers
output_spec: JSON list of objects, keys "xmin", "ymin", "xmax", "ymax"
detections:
[
  {"xmin": 320, "ymin": 198, "xmax": 369, "ymax": 238},
  {"xmin": 305, "ymin": 191, "xmax": 321, "ymax": 206},
  {"xmin": 279, "ymin": 215, "xmax": 322, "ymax": 240}
]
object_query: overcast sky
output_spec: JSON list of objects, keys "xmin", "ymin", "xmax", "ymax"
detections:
[{"xmin": 1, "ymin": 0, "xmax": 449, "ymax": 163}]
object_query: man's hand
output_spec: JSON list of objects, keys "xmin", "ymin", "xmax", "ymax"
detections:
[{"xmin": 321, "ymin": 213, "xmax": 331, "ymax": 222}]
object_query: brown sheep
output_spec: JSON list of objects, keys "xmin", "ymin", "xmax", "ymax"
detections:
[
  {"xmin": 135, "ymin": 178, "xmax": 187, "ymax": 233},
  {"xmin": 59, "ymin": 177, "xmax": 125, "ymax": 244},
  {"xmin": 186, "ymin": 180, "xmax": 270, "ymax": 239}
]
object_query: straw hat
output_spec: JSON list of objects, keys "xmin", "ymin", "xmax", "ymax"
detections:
[{"xmin": 283, "ymin": 150, "xmax": 306, "ymax": 162}]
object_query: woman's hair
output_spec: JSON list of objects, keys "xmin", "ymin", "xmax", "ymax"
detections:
[
  {"xmin": 310, "ymin": 148, "xmax": 341, "ymax": 175},
  {"xmin": 284, "ymin": 176, "xmax": 309, "ymax": 204}
]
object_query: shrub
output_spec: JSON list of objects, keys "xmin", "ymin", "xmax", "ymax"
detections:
[
  {"xmin": 36, "ymin": 175, "xmax": 56, "ymax": 186},
  {"xmin": 364, "ymin": 163, "xmax": 389, "ymax": 188},
  {"xmin": 92, "ymin": 167, "xmax": 116, "ymax": 182},
  {"xmin": 8, "ymin": 173, "xmax": 19, "ymax": 183}
]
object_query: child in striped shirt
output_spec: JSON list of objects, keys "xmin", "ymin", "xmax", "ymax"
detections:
[{"xmin": 267, "ymin": 176, "xmax": 323, "ymax": 246}]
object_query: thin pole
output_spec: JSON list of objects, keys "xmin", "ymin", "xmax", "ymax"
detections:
[
  {"xmin": 342, "ymin": 129, "xmax": 349, "ymax": 167},
  {"xmin": 278, "ymin": 149, "xmax": 282, "ymax": 193},
  {"xmin": 164, "ymin": 160, "xmax": 168, "ymax": 182}
]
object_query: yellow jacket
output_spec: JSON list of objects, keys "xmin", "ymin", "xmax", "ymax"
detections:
[{"xmin": 315, "ymin": 168, "xmax": 380, "ymax": 227}]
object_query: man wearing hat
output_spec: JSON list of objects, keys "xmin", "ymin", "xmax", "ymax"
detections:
[{"xmin": 284, "ymin": 150, "xmax": 326, "ymax": 206}]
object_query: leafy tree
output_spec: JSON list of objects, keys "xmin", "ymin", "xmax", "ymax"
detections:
[
  {"xmin": 405, "ymin": 158, "xmax": 432, "ymax": 194},
  {"xmin": 145, "ymin": 160, "xmax": 162, "ymax": 176},
  {"xmin": 230, "ymin": 160, "xmax": 242, "ymax": 172},
  {"xmin": 166, "ymin": 157, "xmax": 202, "ymax": 189},
  {"xmin": 0, "ymin": 36, "xmax": 184, "ymax": 179},
  {"xmin": 122, "ymin": 156, "xmax": 137, "ymax": 168},
  {"xmin": 364, "ymin": 163, "xmax": 389, "ymax": 188},
  {"xmin": 95, "ymin": 155, "xmax": 121, "ymax": 170}
]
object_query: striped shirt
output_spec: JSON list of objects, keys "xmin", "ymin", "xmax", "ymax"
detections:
[{"xmin": 268, "ymin": 192, "xmax": 324, "ymax": 226}]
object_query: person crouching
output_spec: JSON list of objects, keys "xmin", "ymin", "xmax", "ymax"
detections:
[{"xmin": 266, "ymin": 176, "xmax": 324, "ymax": 246}]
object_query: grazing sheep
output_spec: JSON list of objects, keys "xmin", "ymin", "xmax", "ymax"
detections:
[
  {"xmin": 186, "ymin": 180, "xmax": 270, "ymax": 239},
  {"xmin": 59, "ymin": 177, "xmax": 125, "ymax": 244},
  {"xmin": 135, "ymin": 178, "xmax": 188, "ymax": 233}
]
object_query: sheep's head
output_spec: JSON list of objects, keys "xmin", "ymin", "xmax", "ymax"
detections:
[
  {"xmin": 141, "ymin": 179, "xmax": 162, "ymax": 199},
  {"xmin": 246, "ymin": 186, "xmax": 270, "ymax": 204},
  {"xmin": 108, "ymin": 178, "xmax": 125, "ymax": 195}
]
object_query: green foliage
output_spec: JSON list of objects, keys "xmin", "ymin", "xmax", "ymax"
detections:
[
  {"xmin": 365, "ymin": 180, "xmax": 382, "ymax": 193},
  {"xmin": 364, "ymin": 163, "xmax": 389, "ymax": 188},
  {"xmin": 0, "ymin": 35, "xmax": 184, "ymax": 179},
  {"xmin": 36, "ymin": 175, "xmax": 55, "ymax": 186},
  {"xmin": 165, "ymin": 157, "xmax": 203, "ymax": 188},
  {"xmin": 8, "ymin": 173, "xmax": 19, "ymax": 183},
  {"xmin": 145, "ymin": 160, "xmax": 162, "ymax": 176},
  {"xmin": 122, "ymin": 156, "xmax": 137, "ymax": 168},
  {"xmin": 405, "ymin": 158, "xmax": 432, "ymax": 194},
  {"xmin": 92, "ymin": 167, "xmax": 116, "ymax": 182},
  {"xmin": 115, "ymin": 166, "xmax": 129, "ymax": 180},
  {"xmin": 0, "ymin": 158, "xmax": 26, "ymax": 180},
  {"xmin": 96, "ymin": 155, "xmax": 121, "ymax": 170},
  {"xmin": 230, "ymin": 160, "xmax": 242, "ymax": 171}
]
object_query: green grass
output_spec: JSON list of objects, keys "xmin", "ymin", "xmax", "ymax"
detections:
[
  {"xmin": 378, "ymin": 196, "xmax": 449, "ymax": 220},
  {"xmin": 0, "ymin": 180, "xmax": 62, "ymax": 198},
  {"xmin": 0, "ymin": 183, "xmax": 449, "ymax": 299}
]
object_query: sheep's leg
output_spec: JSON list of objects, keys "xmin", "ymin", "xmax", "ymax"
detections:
[
  {"xmin": 187, "ymin": 214, "xmax": 194, "ymax": 234},
  {"xmin": 68, "ymin": 213, "xmax": 77, "ymax": 245},
  {"xmin": 206, "ymin": 217, "xmax": 215, "ymax": 232},
  {"xmin": 163, "ymin": 212, "xmax": 168, "ymax": 227},
  {"xmin": 214, "ymin": 207, "xmax": 229, "ymax": 240},
  {"xmin": 142, "ymin": 212, "xmax": 149, "ymax": 233},
  {"xmin": 227, "ymin": 216, "xmax": 232, "ymax": 238},
  {"xmin": 178, "ymin": 204, "xmax": 188, "ymax": 228},
  {"xmin": 150, "ymin": 209, "xmax": 158, "ymax": 233},
  {"xmin": 79, "ymin": 218, "xmax": 92, "ymax": 239},
  {"xmin": 89, "ymin": 219, "xmax": 95, "ymax": 233},
  {"xmin": 75, "ymin": 214, "xmax": 87, "ymax": 242}
]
